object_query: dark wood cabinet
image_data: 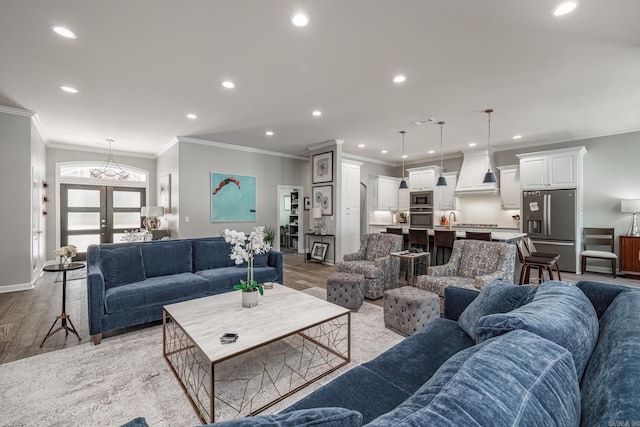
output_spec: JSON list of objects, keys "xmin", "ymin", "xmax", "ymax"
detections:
[{"xmin": 619, "ymin": 236, "xmax": 640, "ymax": 278}]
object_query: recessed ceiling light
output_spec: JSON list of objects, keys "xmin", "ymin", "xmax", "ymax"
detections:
[
  {"xmin": 393, "ymin": 75, "xmax": 406, "ymax": 84},
  {"xmin": 60, "ymin": 86, "xmax": 78, "ymax": 94},
  {"xmin": 221, "ymin": 81, "xmax": 235, "ymax": 89},
  {"xmin": 291, "ymin": 13, "xmax": 310, "ymax": 27},
  {"xmin": 186, "ymin": 113, "xmax": 197, "ymax": 119},
  {"xmin": 358, "ymin": 144, "xmax": 365, "ymax": 148},
  {"xmin": 381, "ymin": 150, "xmax": 388, "ymax": 154},
  {"xmin": 513, "ymin": 135, "xmax": 522, "ymax": 140},
  {"xmin": 51, "ymin": 25, "xmax": 77, "ymax": 39},
  {"xmin": 468, "ymin": 142, "xmax": 477, "ymax": 147},
  {"xmin": 401, "ymin": 155, "xmax": 408, "ymax": 159},
  {"xmin": 428, "ymin": 150, "xmax": 435, "ymax": 154},
  {"xmin": 265, "ymin": 130, "xmax": 274, "ymax": 136},
  {"xmin": 312, "ymin": 110, "xmax": 322, "ymax": 117},
  {"xmin": 552, "ymin": 1, "xmax": 578, "ymax": 17}
]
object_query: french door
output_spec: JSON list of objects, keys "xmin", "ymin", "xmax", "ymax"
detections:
[{"xmin": 60, "ymin": 184, "xmax": 146, "ymax": 260}]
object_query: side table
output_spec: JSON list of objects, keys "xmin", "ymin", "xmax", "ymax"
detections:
[
  {"xmin": 40, "ymin": 262, "xmax": 84, "ymax": 347},
  {"xmin": 390, "ymin": 251, "xmax": 431, "ymax": 285}
]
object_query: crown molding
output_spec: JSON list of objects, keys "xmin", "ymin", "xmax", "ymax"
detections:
[
  {"xmin": 342, "ymin": 152, "xmax": 395, "ymax": 166},
  {"xmin": 47, "ymin": 142, "xmax": 156, "ymax": 159},
  {"xmin": 177, "ymin": 136, "xmax": 309, "ymax": 161},
  {"xmin": 156, "ymin": 137, "xmax": 179, "ymax": 157},
  {"xmin": 30, "ymin": 113, "xmax": 49, "ymax": 144},
  {"xmin": 0, "ymin": 105, "xmax": 35, "ymax": 117},
  {"xmin": 307, "ymin": 139, "xmax": 344, "ymax": 152}
]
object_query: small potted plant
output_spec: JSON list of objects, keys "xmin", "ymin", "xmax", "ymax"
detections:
[
  {"xmin": 54, "ymin": 244, "xmax": 77, "ymax": 266},
  {"xmin": 223, "ymin": 226, "xmax": 272, "ymax": 308}
]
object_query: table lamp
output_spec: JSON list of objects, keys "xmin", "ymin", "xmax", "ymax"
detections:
[
  {"xmin": 621, "ymin": 199, "xmax": 640, "ymax": 236},
  {"xmin": 312, "ymin": 207, "xmax": 323, "ymax": 235},
  {"xmin": 141, "ymin": 206, "xmax": 164, "ymax": 231}
]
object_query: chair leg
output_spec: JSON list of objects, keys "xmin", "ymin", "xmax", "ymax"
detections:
[
  {"xmin": 581, "ymin": 256, "xmax": 587, "ymax": 275},
  {"xmin": 611, "ymin": 259, "xmax": 617, "ymax": 278},
  {"xmin": 519, "ymin": 265, "xmax": 526, "ymax": 285},
  {"xmin": 554, "ymin": 263, "xmax": 561, "ymax": 281},
  {"xmin": 524, "ymin": 265, "xmax": 532, "ymax": 284}
]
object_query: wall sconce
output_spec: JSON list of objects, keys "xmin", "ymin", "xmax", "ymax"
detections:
[{"xmin": 141, "ymin": 206, "xmax": 164, "ymax": 231}]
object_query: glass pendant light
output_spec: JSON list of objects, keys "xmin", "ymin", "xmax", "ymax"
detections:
[
  {"xmin": 436, "ymin": 121, "xmax": 447, "ymax": 186},
  {"xmin": 482, "ymin": 109, "xmax": 497, "ymax": 183},
  {"xmin": 399, "ymin": 131, "xmax": 409, "ymax": 189}
]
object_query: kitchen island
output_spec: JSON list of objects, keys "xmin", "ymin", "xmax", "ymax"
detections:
[{"xmin": 379, "ymin": 226, "xmax": 526, "ymax": 243}]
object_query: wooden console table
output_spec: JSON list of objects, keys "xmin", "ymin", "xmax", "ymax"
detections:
[{"xmin": 619, "ymin": 235, "xmax": 640, "ymax": 279}]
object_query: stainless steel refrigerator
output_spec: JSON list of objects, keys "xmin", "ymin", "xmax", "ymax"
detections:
[{"xmin": 522, "ymin": 189, "xmax": 577, "ymax": 272}]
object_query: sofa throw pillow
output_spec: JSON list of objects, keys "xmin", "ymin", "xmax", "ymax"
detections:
[
  {"xmin": 101, "ymin": 245, "xmax": 146, "ymax": 290},
  {"xmin": 140, "ymin": 239, "xmax": 192, "ymax": 277},
  {"xmin": 477, "ymin": 280, "xmax": 599, "ymax": 380},
  {"xmin": 192, "ymin": 238, "xmax": 234, "ymax": 271},
  {"xmin": 211, "ymin": 407, "xmax": 363, "ymax": 427},
  {"xmin": 458, "ymin": 280, "xmax": 531, "ymax": 342},
  {"xmin": 366, "ymin": 329, "xmax": 580, "ymax": 427}
]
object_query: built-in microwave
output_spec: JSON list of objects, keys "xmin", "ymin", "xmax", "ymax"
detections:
[
  {"xmin": 411, "ymin": 191, "xmax": 433, "ymax": 209},
  {"xmin": 409, "ymin": 208, "xmax": 434, "ymax": 229}
]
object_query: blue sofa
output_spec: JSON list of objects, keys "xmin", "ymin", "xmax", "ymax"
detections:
[
  {"xmin": 87, "ymin": 237, "xmax": 283, "ymax": 344},
  {"xmin": 191, "ymin": 279, "xmax": 639, "ymax": 426}
]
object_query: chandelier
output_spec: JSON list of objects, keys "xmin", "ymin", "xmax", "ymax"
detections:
[{"xmin": 90, "ymin": 139, "xmax": 129, "ymax": 180}]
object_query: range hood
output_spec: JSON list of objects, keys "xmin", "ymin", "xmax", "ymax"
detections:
[{"xmin": 454, "ymin": 149, "xmax": 499, "ymax": 196}]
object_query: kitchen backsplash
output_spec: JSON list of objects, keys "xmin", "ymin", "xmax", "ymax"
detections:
[{"xmin": 443, "ymin": 195, "xmax": 520, "ymax": 228}]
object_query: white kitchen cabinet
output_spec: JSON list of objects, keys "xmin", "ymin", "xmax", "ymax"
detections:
[
  {"xmin": 437, "ymin": 172, "xmax": 458, "ymax": 211},
  {"xmin": 498, "ymin": 165, "xmax": 521, "ymax": 209},
  {"xmin": 517, "ymin": 147, "xmax": 586, "ymax": 190},
  {"xmin": 370, "ymin": 176, "xmax": 400, "ymax": 211},
  {"xmin": 407, "ymin": 166, "xmax": 439, "ymax": 191},
  {"xmin": 341, "ymin": 160, "xmax": 362, "ymax": 258}
]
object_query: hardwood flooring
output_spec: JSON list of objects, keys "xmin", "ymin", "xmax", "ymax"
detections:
[{"xmin": 0, "ymin": 252, "xmax": 637, "ymax": 365}]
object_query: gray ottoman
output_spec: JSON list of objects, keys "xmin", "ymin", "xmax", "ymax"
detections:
[
  {"xmin": 384, "ymin": 286, "xmax": 440, "ymax": 336},
  {"xmin": 326, "ymin": 272, "xmax": 365, "ymax": 311}
]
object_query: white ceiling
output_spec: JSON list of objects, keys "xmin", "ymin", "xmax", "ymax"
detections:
[{"xmin": 1, "ymin": 0, "xmax": 639, "ymax": 163}]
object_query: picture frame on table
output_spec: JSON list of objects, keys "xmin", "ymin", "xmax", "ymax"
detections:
[
  {"xmin": 312, "ymin": 185, "xmax": 333, "ymax": 216},
  {"xmin": 311, "ymin": 242, "xmax": 329, "ymax": 261},
  {"xmin": 303, "ymin": 197, "xmax": 311, "ymax": 210},
  {"xmin": 312, "ymin": 151, "xmax": 333, "ymax": 184}
]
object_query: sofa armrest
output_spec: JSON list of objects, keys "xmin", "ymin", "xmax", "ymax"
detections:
[
  {"xmin": 443, "ymin": 286, "xmax": 480, "ymax": 321},
  {"xmin": 343, "ymin": 252, "xmax": 364, "ymax": 262},
  {"xmin": 86, "ymin": 245, "xmax": 106, "ymax": 336},
  {"xmin": 427, "ymin": 263, "xmax": 457, "ymax": 277},
  {"xmin": 267, "ymin": 250, "xmax": 284, "ymax": 284},
  {"xmin": 474, "ymin": 272, "xmax": 508, "ymax": 289}
]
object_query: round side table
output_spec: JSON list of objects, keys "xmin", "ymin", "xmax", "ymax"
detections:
[{"xmin": 40, "ymin": 262, "xmax": 85, "ymax": 347}]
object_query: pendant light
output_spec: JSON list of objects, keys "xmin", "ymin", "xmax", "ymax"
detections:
[
  {"xmin": 90, "ymin": 139, "xmax": 129, "ymax": 180},
  {"xmin": 482, "ymin": 109, "xmax": 497, "ymax": 183},
  {"xmin": 399, "ymin": 131, "xmax": 409, "ymax": 189},
  {"xmin": 436, "ymin": 121, "xmax": 447, "ymax": 186}
]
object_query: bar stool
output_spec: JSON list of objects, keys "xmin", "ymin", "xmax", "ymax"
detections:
[
  {"xmin": 408, "ymin": 228, "xmax": 429, "ymax": 252},
  {"xmin": 523, "ymin": 236, "xmax": 561, "ymax": 280},
  {"xmin": 516, "ymin": 239, "xmax": 559, "ymax": 285},
  {"xmin": 464, "ymin": 231, "xmax": 492, "ymax": 241},
  {"xmin": 433, "ymin": 230, "xmax": 456, "ymax": 266}
]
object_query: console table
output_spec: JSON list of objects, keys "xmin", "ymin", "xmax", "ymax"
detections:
[{"xmin": 305, "ymin": 233, "xmax": 335, "ymax": 265}]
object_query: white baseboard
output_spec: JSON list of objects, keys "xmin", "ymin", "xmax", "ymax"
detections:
[{"xmin": 0, "ymin": 282, "xmax": 34, "ymax": 294}]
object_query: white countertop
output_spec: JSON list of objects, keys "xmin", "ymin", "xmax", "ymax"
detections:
[{"xmin": 371, "ymin": 225, "xmax": 525, "ymax": 242}]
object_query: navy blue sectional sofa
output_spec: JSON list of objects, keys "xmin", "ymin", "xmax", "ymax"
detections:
[
  {"xmin": 87, "ymin": 237, "xmax": 282, "ymax": 344},
  {"xmin": 195, "ymin": 279, "xmax": 640, "ymax": 427}
]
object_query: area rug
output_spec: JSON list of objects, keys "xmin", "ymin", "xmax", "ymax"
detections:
[
  {"xmin": 0, "ymin": 288, "xmax": 403, "ymax": 427},
  {"xmin": 54, "ymin": 265, "xmax": 87, "ymax": 283}
]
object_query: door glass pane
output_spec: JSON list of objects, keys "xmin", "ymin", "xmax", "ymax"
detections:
[
  {"xmin": 113, "ymin": 191, "xmax": 141, "ymax": 208},
  {"xmin": 68, "ymin": 189, "xmax": 100, "ymax": 207},
  {"xmin": 67, "ymin": 212, "xmax": 101, "ymax": 230},
  {"xmin": 67, "ymin": 234, "xmax": 101, "ymax": 254},
  {"xmin": 113, "ymin": 212, "xmax": 142, "ymax": 229}
]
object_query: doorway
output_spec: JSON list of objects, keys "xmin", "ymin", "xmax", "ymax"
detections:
[
  {"xmin": 60, "ymin": 184, "xmax": 146, "ymax": 260},
  {"xmin": 276, "ymin": 185, "xmax": 304, "ymax": 253}
]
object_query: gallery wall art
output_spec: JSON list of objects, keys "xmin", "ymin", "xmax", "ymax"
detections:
[
  {"xmin": 211, "ymin": 173, "xmax": 257, "ymax": 222},
  {"xmin": 312, "ymin": 151, "xmax": 333, "ymax": 184},
  {"xmin": 312, "ymin": 185, "xmax": 333, "ymax": 216}
]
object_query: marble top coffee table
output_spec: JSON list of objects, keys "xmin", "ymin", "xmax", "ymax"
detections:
[{"xmin": 163, "ymin": 284, "xmax": 351, "ymax": 423}]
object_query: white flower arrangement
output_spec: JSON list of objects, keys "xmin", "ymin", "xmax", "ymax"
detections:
[
  {"xmin": 54, "ymin": 245, "xmax": 77, "ymax": 258},
  {"xmin": 223, "ymin": 226, "xmax": 272, "ymax": 294}
]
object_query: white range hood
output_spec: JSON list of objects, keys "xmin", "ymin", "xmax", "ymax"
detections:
[{"xmin": 454, "ymin": 149, "xmax": 500, "ymax": 196}]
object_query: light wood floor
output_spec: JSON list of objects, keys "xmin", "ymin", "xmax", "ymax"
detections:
[{"xmin": 0, "ymin": 252, "xmax": 636, "ymax": 365}]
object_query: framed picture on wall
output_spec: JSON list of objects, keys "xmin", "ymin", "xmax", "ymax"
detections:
[
  {"xmin": 312, "ymin": 185, "xmax": 333, "ymax": 216},
  {"xmin": 303, "ymin": 197, "xmax": 311, "ymax": 210},
  {"xmin": 210, "ymin": 173, "xmax": 257, "ymax": 222},
  {"xmin": 160, "ymin": 174, "xmax": 171, "ymax": 214},
  {"xmin": 311, "ymin": 242, "xmax": 329, "ymax": 261},
  {"xmin": 312, "ymin": 151, "xmax": 333, "ymax": 184}
]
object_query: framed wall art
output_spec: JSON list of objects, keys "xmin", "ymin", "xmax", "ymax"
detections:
[
  {"xmin": 312, "ymin": 185, "xmax": 333, "ymax": 216},
  {"xmin": 211, "ymin": 173, "xmax": 257, "ymax": 222},
  {"xmin": 159, "ymin": 174, "xmax": 171, "ymax": 214},
  {"xmin": 303, "ymin": 196, "xmax": 311, "ymax": 210},
  {"xmin": 312, "ymin": 151, "xmax": 333, "ymax": 184},
  {"xmin": 311, "ymin": 242, "xmax": 329, "ymax": 261}
]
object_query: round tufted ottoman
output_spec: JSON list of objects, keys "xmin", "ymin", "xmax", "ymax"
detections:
[
  {"xmin": 326, "ymin": 272, "xmax": 365, "ymax": 311},
  {"xmin": 383, "ymin": 286, "xmax": 440, "ymax": 336}
]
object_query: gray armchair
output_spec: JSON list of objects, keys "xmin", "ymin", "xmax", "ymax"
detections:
[
  {"xmin": 415, "ymin": 239, "xmax": 516, "ymax": 312},
  {"xmin": 335, "ymin": 233, "xmax": 403, "ymax": 299}
]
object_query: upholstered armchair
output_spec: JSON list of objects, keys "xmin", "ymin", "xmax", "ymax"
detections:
[
  {"xmin": 415, "ymin": 239, "xmax": 516, "ymax": 312},
  {"xmin": 335, "ymin": 233, "xmax": 403, "ymax": 299}
]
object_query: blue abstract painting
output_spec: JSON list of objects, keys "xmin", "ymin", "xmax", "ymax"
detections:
[{"xmin": 211, "ymin": 173, "xmax": 257, "ymax": 222}]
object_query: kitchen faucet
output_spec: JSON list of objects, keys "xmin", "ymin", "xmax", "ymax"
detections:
[{"xmin": 448, "ymin": 211, "xmax": 457, "ymax": 230}]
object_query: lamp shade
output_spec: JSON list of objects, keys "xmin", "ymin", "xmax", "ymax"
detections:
[
  {"xmin": 141, "ymin": 206, "xmax": 164, "ymax": 217},
  {"xmin": 621, "ymin": 199, "xmax": 640, "ymax": 213},
  {"xmin": 311, "ymin": 207, "xmax": 322, "ymax": 219},
  {"xmin": 399, "ymin": 179, "xmax": 409, "ymax": 189}
]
